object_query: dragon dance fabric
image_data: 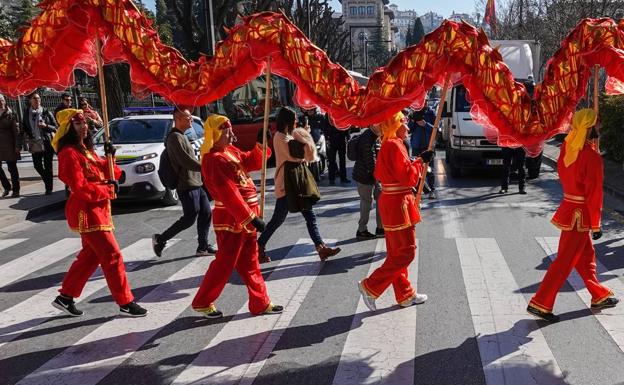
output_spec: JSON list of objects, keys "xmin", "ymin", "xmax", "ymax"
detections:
[{"xmin": 1, "ymin": 0, "xmax": 624, "ymax": 155}]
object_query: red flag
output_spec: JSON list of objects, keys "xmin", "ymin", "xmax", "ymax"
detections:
[{"xmin": 484, "ymin": 0, "xmax": 497, "ymax": 30}]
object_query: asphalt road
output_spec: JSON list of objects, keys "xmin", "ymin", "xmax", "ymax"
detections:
[{"xmin": 1, "ymin": 154, "xmax": 624, "ymax": 385}]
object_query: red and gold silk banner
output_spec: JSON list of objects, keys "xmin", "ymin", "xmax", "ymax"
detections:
[
  {"xmin": 1, "ymin": 0, "xmax": 624, "ymax": 155},
  {"xmin": 484, "ymin": 0, "xmax": 496, "ymax": 30}
]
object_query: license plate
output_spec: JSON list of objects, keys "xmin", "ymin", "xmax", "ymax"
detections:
[{"xmin": 486, "ymin": 159, "xmax": 503, "ymax": 165}]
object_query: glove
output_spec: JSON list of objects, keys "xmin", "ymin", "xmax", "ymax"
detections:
[
  {"xmin": 105, "ymin": 179, "xmax": 119, "ymax": 194},
  {"xmin": 418, "ymin": 150, "xmax": 435, "ymax": 163},
  {"xmin": 251, "ymin": 217, "xmax": 266, "ymax": 232},
  {"xmin": 256, "ymin": 128, "xmax": 271, "ymax": 144},
  {"xmin": 592, "ymin": 230, "xmax": 603, "ymax": 240},
  {"xmin": 104, "ymin": 141, "xmax": 116, "ymax": 157}
]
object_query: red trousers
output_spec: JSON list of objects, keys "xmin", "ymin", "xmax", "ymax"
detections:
[
  {"xmin": 362, "ymin": 226, "xmax": 416, "ymax": 303},
  {"xmin": 192, "ymin": 231, "xmax": 270, "ymax": 315},
  {"xmin": 531, "ymin": 230, "xmax": 612, "ymax": 312},
  {"xmin": 60, "ymin": 231, "xmax": 134, "ymax": 306}
]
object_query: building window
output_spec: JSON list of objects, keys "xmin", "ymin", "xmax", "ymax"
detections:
[
  {"xmin": 358, "ymin": 6, "xmax": 365, "ymax": 15},
  {"xmin": 367, "ymin": 6, "xmax": 374, "ymax": 15},
  {"xmin": 350, "ymin": 6, "xmax": 357, "ymax": 15}
]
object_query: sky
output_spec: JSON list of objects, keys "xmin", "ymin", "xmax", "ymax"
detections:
[{"xmin": 142, "ymin": 0, "xmax": 476, "ymax": 19}]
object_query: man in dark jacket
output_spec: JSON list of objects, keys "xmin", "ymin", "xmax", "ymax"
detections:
[
  {"xmin": 409, "ymin": 109, "xmax": 437, "ymax": 199},
  {"xmin": 326, "ymin": 115, "xmax": 350, "ymax": 185},
  {"xmin": 353, "ymin": 124, "xmax": 383, "ymax": 239},
  {"xmin": 298, "ymin": 107, "xmax": 324, "ymax": 143},
  {"xmin": 54, "ymin": 92, "xmax": 73, "ymax": 118},
  {"xmin": 152, "ymin": 106, "xmax": 216, "ymax": 258},
  {"xmin": 22, "ymin": 93, "xmax": 57, "ymax": 194}
]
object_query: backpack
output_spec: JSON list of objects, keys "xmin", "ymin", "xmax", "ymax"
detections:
[
  {"xmin": 158, "ymin": 132, "xmax": 179, "ymax": 189},
  {"xmin": 347, "ymin": 134, "xmax": 361, "ymax": 161}
]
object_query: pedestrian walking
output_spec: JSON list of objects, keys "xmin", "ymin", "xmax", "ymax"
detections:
[
  {"xmin": 152, "ymin": 106, "xmax": 216, "ymax": 258},
  {"xmin": 257, "ymin": 107, "xmax": 341, "ymax": 263},
  {"xmin": 409, "ymin": 108, "xmax": 437, "ymax": 199},
  {"xmin": 500, "ymin": 146, "xmax": 526, "ymax": 194},
  {"xmin": 358, "ymin": 112, "xmax": 433, "ymax": 311},
  {"xmin": 51, "ymin": 108, "xmax": 147, "ymax": 317},
  {"xmin": 54, "ymin": 92, "xmax": 72, "ymax": 117},
  {"xmin": 22, "ymin": 93, "xmax": 57, "ymax": 194},
  {"xmin": 0, "ymin": 94, "xmax": 21, "ymax": 198},
  {"xmin": 78, "ymin": 97, "xmax": 103, "ymax": 135},
  {"xmin": 326, "ymin": 115, "xmax": 350, "ymax": 185},
  {"xmin": 351, "ymin": 124, "xmax": 384, "ymax": 240},
  {"xmin": 527, "ymin": 109, "xmax": 618, "ymax": 322},
  {"xmin": 191, "ymin": 114, "xmax": 283, "ymax": 318}
]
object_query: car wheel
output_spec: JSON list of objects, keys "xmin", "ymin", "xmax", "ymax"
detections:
[{"xmin": 162, "ymin": 188, "xmax": 179, "ymax": 206}]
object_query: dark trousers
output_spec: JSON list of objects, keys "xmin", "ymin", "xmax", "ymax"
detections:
[
  {"xmin": 501, "ymin": 147, "xmax": 526, "ymax": 190},
  {"xmin": 32, "ymin": 144, "xmax": 54, "ymax": 192},
  {"xmin": 327, "ymin": 140, "xmax": 347, "ymax": 181},
  {"xmin": 411, "ymin": 147, "xmax": 435, "ymax": 192},
  {"xmin": 0, "ymin": 161, "xmax": 20, "ymax": 192},
  {"xmin": 257, "ymin": 196, "xmax": 324, "ymax": 248},
  {"xmin": 159, "ymin": 187, "xmax": 212, "ymax": 250}
]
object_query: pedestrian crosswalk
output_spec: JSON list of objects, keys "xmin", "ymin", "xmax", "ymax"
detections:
[{"xmin": 1, "ymin": 232, "xmax": 624, "ymax": 385}]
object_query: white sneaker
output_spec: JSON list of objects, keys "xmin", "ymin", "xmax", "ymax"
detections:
[
  {"xmin": 399, "ymin": 293, "xmax": 428, "ymax": 307},
  {"xmin": 358, "ymin": 281, "xmax": 377, "ymax": 311},
  {"xmin": 428, "ymin": 191, "xmax": 437, "ymax": 199}
]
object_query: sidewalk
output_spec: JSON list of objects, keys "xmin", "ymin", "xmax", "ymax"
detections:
[
  {"xmin": 542, "ymin": 138, "xmax": 624, "ymax": 203},
  {"xmin": 0, "ymin": 152, "xmax": 66, "ymax": 230}
]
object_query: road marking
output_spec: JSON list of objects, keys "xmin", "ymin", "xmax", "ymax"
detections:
[
  {"xmin": 0, "ymin": 238, "xmax": 27, "ymax": 252},
  {"xmin": 537, "ymin": 237, "xmax": 624, "ymax": 353},
  {"xmin": 332, "ymin": 239, "xmax": 419, "ymax": 385},
  {"xmin": 456, "ymin": 238, "xmax": 566, "ymax": 385},
  {"xmin": 15, "ymin": 245, "xmax": 208, "ymax": 385},
  {"xmin": 0, "ymin": 238, "xmax": 179, "ymax": 347},
  {"xmin": 0, "ymin": 238, "xmax": 82, "ymax": 289},
  {"xmin": 172, "ymin": 238, "xmax": 334, "ymax": 385},
  {"xmin": 441, "ymin": 207, "xmax": 466, "ymax": 238}
]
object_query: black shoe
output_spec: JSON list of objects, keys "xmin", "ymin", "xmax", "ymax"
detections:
[
  {"xmin": 195, "ymin": 304, "xmax": 223, "ymax": 319},
  {"xmin": 499, "ymin": 189, "xmax": 507, "ymax": 194},
  {"xmin": 329, "ymin": 179, "xmax": 336, "ymax": 185},
  {"xmin": 11, "ymin": 190, "xmax": 19, "ymax": 198},
  {"xmin": 527, "ymin": 304, "xmax": 559, "ymax": 322},
  {"xmin": 258, "ymin": 245, "xmax": 271, "ymax": 263},
  {"xmin": 52, "ymin": 295, "xmax": 83, "ymax": 317},
  {"xmin": 591, "ymin": 297, "xmax": 619, "ymax": 309},
  {"xmin": 356, "ymin": 230, "xmax": 376, "ymax": 240},
  {"xmin": 375, "ymin": 228, "xmax": 385, "ymax": 238},
  {"xmin": 119, "ymin": 301, "xmax": 148, "ymax": 317},
  {"xmin": 1, "ymin": 189, "xmax": 9, "ymax": 198},
  {"xmin": 152, "ymin": 234, "xmax": 166, "ymax": 258},
  {"xmin": 45, "ymin": 189, "xmax": 52, "ymax": 195},
  {"xmin": 196, "ymin": 244, "xmax": 218, "ymax": 256},
  {"xmin": 263, "ymin": 303, "xmax": 284, "ymax": 314},
  {"xmin": 519, "ymin": 188, "xmax": 527, "ymax": 194},
  {"xmin": 340, "ymin": 178, "xmax": 351, "ymax": 184}
]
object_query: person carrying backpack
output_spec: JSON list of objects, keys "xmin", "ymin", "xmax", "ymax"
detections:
[{"xmin": 152, "ymin": 106, "xmax": 216, "ymax": 258}]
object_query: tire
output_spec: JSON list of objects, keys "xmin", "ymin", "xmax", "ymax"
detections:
[
  {"xmin": 450, "ymin": 164, "xmax": 461, "ymax": 178},
  {"xmin": 161, "ymin": 188, "xmax": 179, "ymax": 206}
]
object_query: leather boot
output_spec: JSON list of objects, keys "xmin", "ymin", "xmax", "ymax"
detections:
[{"xmin": 316, "ymin": 244, "xmax": 341, "ymax": 261}]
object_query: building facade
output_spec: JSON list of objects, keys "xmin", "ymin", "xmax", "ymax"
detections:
[
  {"xmin": 388, "ymin": 4, "xmax": 417, "ymax": 50},
  {"xmin": 420, "ymin": 11, "xmax": 444, "ymax": 34}
]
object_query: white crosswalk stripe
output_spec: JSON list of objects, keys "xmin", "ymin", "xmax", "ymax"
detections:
[
  {"xmin": 0, "ymin": 238, "xmax": 82, "ymax": 289},
  {"xmin": 0, "ymin": 238, "xmax": 27, "ymax": 253},
  {"xmin": 537, "ymin": 237, "xmax": 624, "ymax": 353},
  {"xmin": 332, "ymin": 239, "xmax": 419, "ymax": 385},
  {"xmin": 0, "ymin": 238, "xmax": 179, "ymax": 347},
  {"xmin": 457, "ymin": 238, "xmax": 566, "ymax": 385}
]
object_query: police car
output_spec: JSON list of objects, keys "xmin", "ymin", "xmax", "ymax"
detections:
[{"xmin": 94, "ymin": 107, "xmax": 204, "ymax": 206}]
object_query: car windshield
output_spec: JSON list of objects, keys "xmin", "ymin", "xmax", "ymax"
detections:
[
  {"xmin": 95, "ymin": 119, "xmax": 172, "ymax": 144},
  {"xmin": 454, "ymin": 86, "xmax": 471, "ymax": 113}
]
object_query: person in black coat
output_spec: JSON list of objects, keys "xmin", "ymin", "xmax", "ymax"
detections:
[
  {"xmin": 352, "ymin": 125, "xmax": 383, "ymax": 239},
  {"xmin": 22, "ymin": 93, "xmax": 58, "ymax": 194},
  {"xmin": 325, "ymin": 114, "xmax": 350, "ymax": 185}
]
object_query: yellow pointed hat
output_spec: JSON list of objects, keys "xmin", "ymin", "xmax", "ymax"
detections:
[
  {"xmin": 200, "ymin": 114, "xmax": 230, "ymax": 156},
  {"xmin": 52, "ymin": 108, "xmax": 84, "ymax": 152},
  {"xmin": 563, "ymin": 109, "xmax": 597, "ymax": 167},
  {"xmin": 379, "ymin": 112, "xmax": 405, "ymax": 143}
]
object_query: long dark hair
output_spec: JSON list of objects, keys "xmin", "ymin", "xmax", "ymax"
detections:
[
  {"xmin": 276, "ymin": 107, "xmax": 296, "ymax": 134},
  {"xmin": 57, "ymin": 122, "xmax": 94, "ymax": 153}
]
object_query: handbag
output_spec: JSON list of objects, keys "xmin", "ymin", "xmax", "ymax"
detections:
[
  {"xmin": 28, "ymin": 137, "xmax": 45, "ymax": 154},
  {"xmin": 283, "ymin": 161, "xmax": 321, "ymax": 213},
  {"xmin": 288, "ymin": 139, "xmax": 306, "ymax": 159}
]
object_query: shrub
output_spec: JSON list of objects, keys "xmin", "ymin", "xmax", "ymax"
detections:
[{"xmin": 599, "ymin": 95, "xmax": 624, "ymax": 163}]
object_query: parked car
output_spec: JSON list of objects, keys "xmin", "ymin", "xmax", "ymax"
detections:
[{"xmin": 93, "ymin": 111, "xmax": 204, "ymax": 206}]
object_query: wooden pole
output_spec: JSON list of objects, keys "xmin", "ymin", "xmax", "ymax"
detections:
[
  {"xmin": 593, "ymin": 64, "xmax": 601, "ymax": 150},
  {"xmin": 259, "ymin": 57, "xmax": 272, "ymax": 218},
  {"xmin": 95, "ymin": 38, "xmax": 116, "ymax": 196},
  {"xmin": 415, "ymin": 79, "xmax": 451, "ymax": 205}
]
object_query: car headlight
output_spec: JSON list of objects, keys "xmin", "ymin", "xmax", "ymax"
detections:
[
  {"xmin": 138, "ymin": 153, "xmax": 158, "ymax": 161},
  {"xmin": 135, "ymin": 163, "xmax": 156, "ymax": 174},
  {"xmin": 460, "ymin": 138, "xmax": 477, "ymax": 147}
]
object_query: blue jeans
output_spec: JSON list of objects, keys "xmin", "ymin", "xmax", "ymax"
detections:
[
  {"xmin": 159, "ymin": 187, "xmax": 212, "ymax": 250},
  {"xmin": 258, "ymin": 196, "xmax": 323, "ymax": 247}
]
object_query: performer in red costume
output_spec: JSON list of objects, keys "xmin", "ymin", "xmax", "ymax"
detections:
[
  {"xmin": 358, "ymin": 112, "xmax": 434, "ymax": 311},
  {"xmin": 528, "ymin": 109, "xmax": 619, "ymax": 322},
  {"xmin": 51, "ymin": 109, "xmax": 147, "ymax": 317},
  {"xmin": 191, "ymin": 114, "xmax": 283, "ymax": 318}
]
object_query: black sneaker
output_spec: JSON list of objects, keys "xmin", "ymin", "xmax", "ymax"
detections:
[
  {"xmin": 340, "ymin": 178, "xmax": 351, "ymax": 184},
  {"xmin": 152, "ymin": 234, "xmax": 166, "ymax": 258},
  {"xmin": 591, "ymin": 297, "xmax": 619, "ymax": 309},
  {"xmin": 356, "ymin": 230, "xmax": 376, "ymax": 240},
  {"xmin": 375, "ymin": 228, "xmax": 385, "ymax": 238},
  {"xmin": 196, "ymin": 304, "xmax": 224, "ymax": 319},
  {"xmin": 263, "ymin": 303, "xmax": 284, "ymax": 314},
  {"xmin": 519, "ymin": 188, "xmax": 527, "ymax": 195},
  {"xmin": 119, "ymin": 301, "xmax": 148, "ymax": 317},
  {"xmin": 52, "ymin": 295, "xmax": 83, "ymax": 317},
  {"xmin": 196, "ymin": 244, "xmax": 218, "ymax": 256},
  {"xmin": 499, "ymin": 189, "xmax": 507, "ymax": 194},
  {"xmin": 526, "ymin": 304, "xmax": 559, "ymax": 322}
]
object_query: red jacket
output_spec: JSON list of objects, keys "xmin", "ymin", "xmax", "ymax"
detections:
[
  {"xmin": 374, "ymin": 138, "xmax": 424, "ymax": 231},
  {"xmin": 552, "ymin": 142, "xmax": 603, "ymax": 232},
  {"xmin": 202, "ymin": 143, "xmax": 270, "ymax": 233},
  {"xmin": 58, "ymin": 146, "xmax": 121, "ymax": 233}
]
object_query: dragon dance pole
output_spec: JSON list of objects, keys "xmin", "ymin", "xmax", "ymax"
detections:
[
  {"xmin": 415, "ymin": 79, "xmax": 451, "ymax": 206},
  {"xmin": 95, "ymin": 37, "xmax": 116, "ymax": 196},
  {"xmin": 259, "ymin": 57, "xmax": 272, "ymax": 218},
  {"xmin": 593, "ymin": 64, "xmax": 600, "ymax": 149}
]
